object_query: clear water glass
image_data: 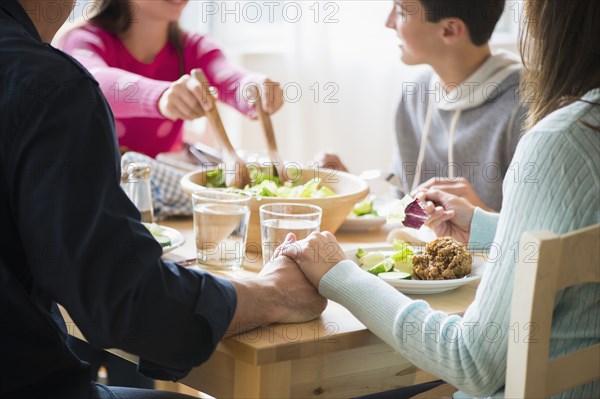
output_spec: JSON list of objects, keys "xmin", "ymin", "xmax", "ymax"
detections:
[
  {"xmin": 259, "ymin": 203, "xmax": 322, "ymax": 265},
  {"xmin": 193, "ymin": 190, "xmax": 251, "ymax": 270}
]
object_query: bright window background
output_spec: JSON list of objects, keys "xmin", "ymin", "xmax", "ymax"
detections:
[
  {"xmin": 181, "ymin": 1, "xmax": 522, "ymax": 172},
  {"xmin": 68, "ymin": 0, "xmax": 522, "ymax": 173}
]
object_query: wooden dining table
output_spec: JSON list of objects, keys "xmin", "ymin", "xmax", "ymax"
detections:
[{"xmin": 66, "ymin": 218, "xmax": 478, "ymax": 398}]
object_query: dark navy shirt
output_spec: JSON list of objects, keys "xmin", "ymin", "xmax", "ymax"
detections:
[{"xmin": 0, "ymin": 2, "xmax": 236, "ymax": 397}]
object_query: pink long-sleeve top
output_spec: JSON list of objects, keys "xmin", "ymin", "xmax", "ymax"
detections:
[{"xmin": 61, "ymin": 24, "xmax": 261, "ymax": 157}]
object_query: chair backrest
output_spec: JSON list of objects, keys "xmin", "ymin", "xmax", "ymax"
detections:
[{"xmin": 505, "ymin": 224, "xmax": 600, "ymax": 398}]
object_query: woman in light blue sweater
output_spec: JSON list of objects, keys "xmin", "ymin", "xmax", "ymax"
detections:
[{"xmin": 285, "ymin": 1, "xmax": 600, "ymax": 397}]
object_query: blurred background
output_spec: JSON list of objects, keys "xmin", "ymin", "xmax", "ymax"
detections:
[{"xmin": 68, "ymin": 0, "xmax": 522, "ymax": 173}]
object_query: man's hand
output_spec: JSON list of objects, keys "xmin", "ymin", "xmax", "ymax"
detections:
[
  {"xmin": 416, "ymin": 189, "xmax": 476, "ymax": 244},
  {"xmin": 278, "ymin": 232, "xmax": 347, "ymax": 288},
  {"xmin": 226, "ymin": 242, "xmax": 327, "ymax": 336},
  {"xmin": 259, "ymin": 238, "xmax": 327, "ymax": 323}
]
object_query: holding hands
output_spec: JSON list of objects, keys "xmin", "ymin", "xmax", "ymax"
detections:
[
  {"xmin": 257, "ymin": 246, "xmax": 327, "ymax": 324},
  {"xmin": 276, "ymin": 231, "xmax": 347, "ymax": 288}
]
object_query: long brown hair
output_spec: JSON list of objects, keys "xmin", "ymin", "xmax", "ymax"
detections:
[
  {"xmin": 519, "ymin": 0, "xmax": 600, "ymax": 131},
  {"xmin": 90, "ymin": 0, "xmax": 185, "ymax": 76}
]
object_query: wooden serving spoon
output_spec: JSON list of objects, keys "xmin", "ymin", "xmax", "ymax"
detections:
[
  {"xmin": 252, "ymin": 86, "xmax": 288, "ymax": 184},
  {"xmin": 192, "ymin": 68, "xmax": 250, "ymax": 189}
]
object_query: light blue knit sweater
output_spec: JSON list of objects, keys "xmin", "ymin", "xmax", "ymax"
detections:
[{"xmin": 320, "ymin": 89, "xmax": 600, "ymax": 398}]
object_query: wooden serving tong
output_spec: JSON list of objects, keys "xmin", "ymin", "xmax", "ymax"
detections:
[
  {"xmin": 192, "ymin": 69, "xmax": 250, "ymax": 189},
  {"xmin": 252, "ymin": 87, "xmax": 288, "ymax": 184}
]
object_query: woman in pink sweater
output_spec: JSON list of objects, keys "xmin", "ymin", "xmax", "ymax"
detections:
[{"xmin": 60, "ymin": 0, "xmax": 284, "ymax": 157}]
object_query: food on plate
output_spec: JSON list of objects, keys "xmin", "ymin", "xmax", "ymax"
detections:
[
  {"xmin": 204, "ymin": 168, "xmax": 336, "ymax": 198},
  {"xmin": 351, "ymin": 198, "xmax": 379, "ymax": 217},
  {"xmin": 356, "ymin": 239, "xmax": 415, "ymax": 276},
  {"xmin": 386, "ymin": 195, "xmax": 429, "ymax": 229},
  {"xmin": 412, "ymin": 237, "xmax": 472, "ymax": 280},
  {"xmin": 142, "ymin": 223, "xmax": 172, "ymax": 248},
  {"xmin": 356, "ymin": 237, "xmax": 472, "ymax": 281}
]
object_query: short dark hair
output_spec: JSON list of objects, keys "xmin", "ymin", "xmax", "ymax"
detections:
[{"xmin": 419, "ymin": 0, "xmax": 506, "ymax": 46}]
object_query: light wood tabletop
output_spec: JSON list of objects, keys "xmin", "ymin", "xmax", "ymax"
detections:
[
  {"xmin": 161, "ymin": 218, "xmax": 478, "ymax": 398},
  {"xmin": 65, "ymin": 218, "xmax": 478, "ymax": 398}
]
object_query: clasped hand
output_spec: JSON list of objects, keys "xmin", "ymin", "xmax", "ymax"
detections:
[
  {"xmin": 265, "ymin": 231, "xmax": 347, "ymax": 290},
  {"xmin": 253, "ymin": 232, "xmax": 344, "ymax": 325}
]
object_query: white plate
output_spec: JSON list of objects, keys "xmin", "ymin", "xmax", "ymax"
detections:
[
  {"xmin": 339, "ymin": 214, "xmax": 386, "ymax": 232},
  {"xmin": 338, "ymin": 196, "xmax": 399, "ymax": 232},
  {"xmin": 345, "ymin": 245, "xmax": 486, "ymax": 294},
  {"xmin": 144, "ymin": 223, "xmax": 186, "ymax": 254},
  {"xmin": 159, "ymin": 225, "xmax": 186, "ymax": 254}
]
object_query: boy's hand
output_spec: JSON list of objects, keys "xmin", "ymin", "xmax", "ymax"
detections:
[
  {"xmin": 415, "ymin": 177, "xmax": 493, "ymax": 211},
  {"xmin": 315, "ymin": 152, "xmax": 349, "ymax": 172}
]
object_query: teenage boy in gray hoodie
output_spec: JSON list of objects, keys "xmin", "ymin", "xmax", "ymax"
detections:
[{"xmin": 322, "ymin": 0, "xmax": 524, "ymax": 212}]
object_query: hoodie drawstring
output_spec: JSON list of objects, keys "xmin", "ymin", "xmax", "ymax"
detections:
[
  {"xmin": 447, "ymin": 110, "xmax": 462, "ymax": 178},
  {"xmin": 412, "ymin": 100, "xmax": 434, "ymax": 192},
  {"xmin": 412, "ymin": 104, "xmax": 462, "ymax": 191}
]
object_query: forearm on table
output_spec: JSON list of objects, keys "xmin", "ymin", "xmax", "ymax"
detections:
[
  {"xmin": 319, "ymin": 260, "xmax": 414, "ymax": 349},
  {"xmin": 319, "ymin": 260, "xmax": 507, "ymax": 396}
]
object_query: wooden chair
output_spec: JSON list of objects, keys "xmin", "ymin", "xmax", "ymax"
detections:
[{"xmin": 505, "ymin": 224, "xmax": 600, "ymax": 398}]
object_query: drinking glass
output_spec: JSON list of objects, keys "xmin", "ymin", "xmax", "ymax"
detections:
[
  {"xmin": 192, "ymin": 190, "xmax": 251, "ymax": 270},
  {"xmin": 259, "ymin": 203, "xmax": 322, "ymax": 265}
]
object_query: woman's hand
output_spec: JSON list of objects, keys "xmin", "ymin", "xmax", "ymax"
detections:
[
  {"xmin": 277, "ymin": 232, "xmax": 347, "ymax": 288},
  {"xmin": 416, "ymin": 189, "xmax": 476, "ymax": 244},
  {"xmin": 158, "ymin": 74, "xmax": 210, "ymax": 121},
  {"xmin": 415, "ymin": 177, "xmax": 493, "ymax": 211}
]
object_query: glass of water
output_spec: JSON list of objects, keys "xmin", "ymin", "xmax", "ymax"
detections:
[
  {"xmin": 192, "ymin": 190, "xmax": 251, "ymax": 270},
  {"xmin": 259, "ymin": 203, "xmax": 322, "ymax": 265}
]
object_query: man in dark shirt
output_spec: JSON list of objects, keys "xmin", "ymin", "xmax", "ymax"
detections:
[{"xmin": 0, "ymin": 1, "xmax": 326, "ymax": 398}]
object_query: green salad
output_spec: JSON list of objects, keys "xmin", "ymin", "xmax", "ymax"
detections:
[
  {"xmin": 204, "ymin": 168, "xmax": 336, "ymax": 198},
  {"xmin": 356, "ymin": 239, "xmax": 415, "ymax": 279},
  {"xmin": 351, "ymin": 198, "xmax": 379, "ymax": 217}
]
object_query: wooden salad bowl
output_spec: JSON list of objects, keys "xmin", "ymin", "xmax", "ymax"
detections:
[{"xmin": 181, "ymin": 167, "xmax": 369, "ymax": 253}]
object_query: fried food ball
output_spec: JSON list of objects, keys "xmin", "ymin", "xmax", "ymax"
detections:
[{"xmin": 412, "ymin": 237, "xmax": 472, "ymax": 280}]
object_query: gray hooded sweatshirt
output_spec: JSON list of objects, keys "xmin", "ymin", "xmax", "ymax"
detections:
[{"xmin": 392, "ymin": 50, "xmax": 526, "ymax": 211}]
